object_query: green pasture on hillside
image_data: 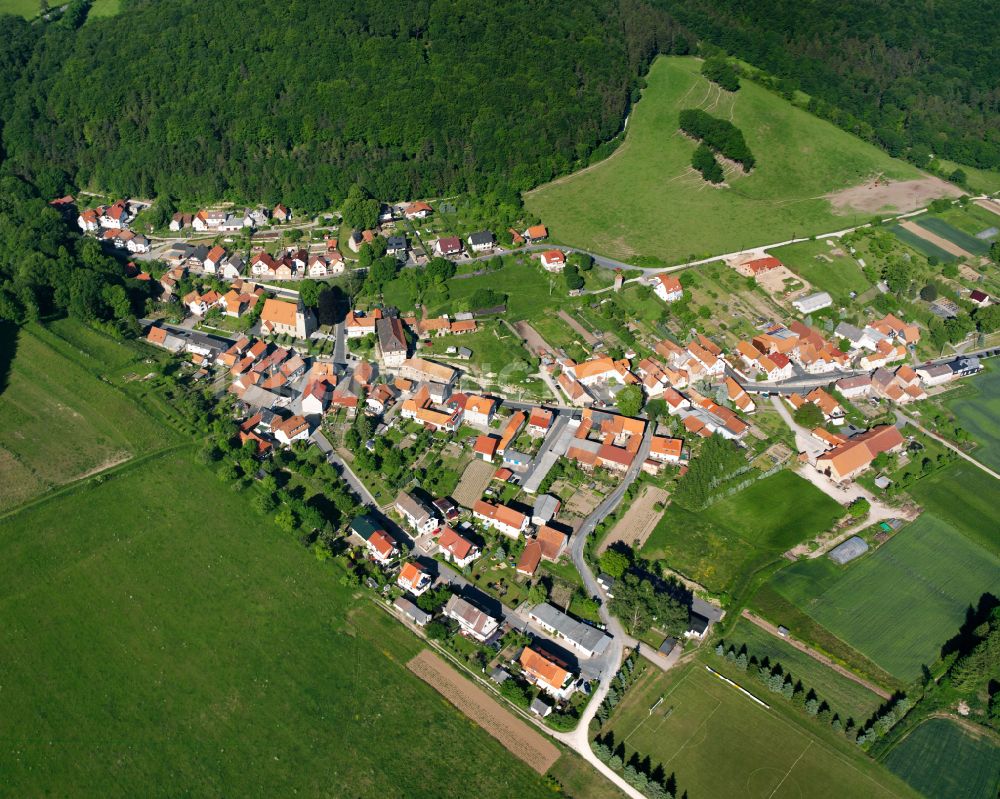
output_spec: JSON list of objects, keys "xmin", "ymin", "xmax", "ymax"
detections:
[{"xmin": 525, "ymin": 56, "xmax": 924, "ymax": 264}]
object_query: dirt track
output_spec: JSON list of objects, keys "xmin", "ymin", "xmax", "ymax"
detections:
[
  {"xmin": 899, "ymin": 220, "xmax": 973, "ymax": 258},
  {"xmin": 557, "ymin": 310, "xmax": 598, "ymax": 346},
  {"xmin": 740, "ymin": 610, "xmax": 891, "ymax": 700},
  {"xmin": 407, "ymin": 650, "xmax": 560, "ymax": 774},
  {"xmin": 975, "ymin": 198, "xmax": 1000, "ymax": 218}
]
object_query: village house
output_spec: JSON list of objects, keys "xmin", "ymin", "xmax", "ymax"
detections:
[
  {"xmin": 435, "ymin": 527, "xmax": 480, "ymax": 568},
  {"xmin": 527, "ymin": 407, "xmax": 553, "ymax": 437},
  {"xmin": 649, "ymin": 435, "xmax": 684, "ymax": 464},
  {"xmin": 464, "ymin": 395, "xmax": 496, "ymax": 427},
  {"xmin": 376, "ymin": 316, "xmax": 408, "ymax": 368},
  {"xmin": 203, "ymin": 245, "xmax": 227, "ymax": 275},
  {"xmin": 816, "ymin": 425, "xmax": 904, "ymax": 482},
  {"xmin": 398, "ymin": 357, "xmax": 457, "ymax": 392},
  {"xmin": 516, "ymin": 540, "xmax": 542, "ymax": 577},
  {"xmin": 301, "ymin": 379, "xmax": 333, "ymax": 416},
  {"xmin": 858, "ymin": 338, "xmax": 908, "ymax": 371},
  {"xmin": 169, "ymin": 212, "xmax": 194, "ymax": 231},
  {"xmin": 724, "ymin": 376, "xmax": 756, "ymax": 413},
  {"xmin": 443, "ymin": 595, "xmax": 500, "ymax": 642},
  {"xmin": 77, "ymin": 208, "xmax": 100, "ymax": 232},
  {"xmin": 182, "ymin": 289, "xmax": 223, "ymax": 317},
  {"xmin": 787, "ymin": 388, "xmax": 844, "ymax": 425},
  {"xmin": 272, "ymin": 414, "xmax": 310, "ymax": 445},
  {"xmin": 870, "ymin": 364, "xmax": 927, "ymax": 404},
  {"xmin": 99, "ymin": 201, "xmax": 130, "ymax": 229},
  {"xmin": 366, "ymin": 383, "xmax": 398, "ymax": 414},
  {"xmin": 345, "ymin": 309, "xmax": 381, "ymax": 338},
  {"xmin": 433, "ymin": 236, "xmax": 463, "ymax": 257},
  {"xmin": 653, "ymin": 273, "xmax": 684, "ymax": 302},
  {"xmin": 396, "ymin": 561, "xmax": 433, "ymax": 597},
  {"xmin": 403, "ymin": 201, "xmax": 433, "ymax": 220},
  {"xmin": 366, "ymin": 529, "xmax": 399, "ymax": 565},
  {"xmin": 835, "ymin": 374, "xmax": 872, "ymax": 399},
  {"xmin": 272, "ymin": 204, "xmax": 292, "ymax": 223},
  {"xmin": 474, "ymin": 434, "xmax": 500, "ymax": 462},
  {"xmin": 734, "ymin": 255, "xmax": 782, "ymax": 279},
  {"xmin": 468, "ymin": 231, "xmax": 495, "ymax": 253},
  {"xmin": 523, "ymin": 224, "xmax": 548, "ymax": 243},
  {"xmin": 539, "ymin": 250, "xmax": 566, "ymax": 272},
  {"xmin": 535, "ymin": 524, "xmax": 567, "ymax": 560},
  {"xmin": 385, "ymin": 235, "xmax": 408, "ymax": 257},
  {"xmin": 473, "ymin": 500, "xmax": 530, "ymax": 538},
  {"xmin": 394, "ymin": 490, "xmax": 439, "ymax": 535},
  {"xmin": 519, "ymin": 646, "xmax": 575, "ymax": 701},
  {"xmin": 527, "ymin": 603, "xmax": 611, "ymax": 657}
]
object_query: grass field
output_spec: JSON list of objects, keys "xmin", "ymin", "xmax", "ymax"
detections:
[
  {"xmin": 888, "ymin": 224, "xmax": 957, "ymax": 262},
  {"xmin": 932, "ymin": 203, "xmax": 1000, "ymax": 240},
  {"xmin": 884, "ymin": 718, "xmax": 1000, "ymax": 799},
  {"xmin": 525, "ymin": 56, "xmax": 923, "ymax": 264},
  {"xmin": 602, "ymin": 659, "xmax": 919, "ymax": 799},
  {"xmin": 770, "ymin": 238, "xmax": 872, "ymax": 302},
  {"xmin": 940, "ymin": 363, "xmax": 1000, "ymax": 472},
  {"xmin": 913, "ymin": 216, "xmax": 990, "ymax": 255},
  {"xmin": 904, "ymin": 461, "xmax": 999, "ymax": 556},
  {"xmin": 724, "ymin": 617, "xmax": 884, "ymax": 723},
  {"xmin": 642, "ymin": 470, "xmax": 843, "ymax": 593},
  {"xmin": 770, "ymin": 514, "xmax": 1000, "ymax": 681},
  {"xmin": 0, "ymin": 448, "xmax": 581, "ymax": 798},
  {"xmin": 935, "ymin": 159, "xmax": 1000, "ymax": 193},
  {"xmin": 424, "ymin": 324, "xmax": 542, "ymax": 393},
  {"xmin": 0, "ymin": 323, "xmax": 175, "ymax": 512}
]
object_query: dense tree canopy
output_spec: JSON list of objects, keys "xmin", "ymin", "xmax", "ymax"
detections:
[
  {"xmin": 0, "ymin": 0, "xmax": 690, "ymax": 210},
  {"xmin": 678, "ymin": 109, "xmax": 755, "ymax": 170}
]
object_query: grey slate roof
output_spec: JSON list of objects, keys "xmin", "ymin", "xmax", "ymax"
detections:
[
  {"xmin": 468, "ymin": 230, "xmax": 494, "ymax": 246},
  {"xmin": 528, "ymin": 603, "xmax": 611, "ymax": 657}
]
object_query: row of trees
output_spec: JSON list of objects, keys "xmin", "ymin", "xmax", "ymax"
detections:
[
  {"xmin": 592, "ymin": 731, "xmax": 686, "ymax": 799},
  {"xmin": 715, "ymin": 641, "xmax": 867, "ymax": 738},
  {"xmin": 678, "ymin": 109, "xmax": 755, "ymax": 170},
  {"xmin": 670, "ymin": 433, "xmax": 746, "ymax": 511},
  {"xmin": 594, "ymin": 651, "xmax": 641, "ymax": 725}
]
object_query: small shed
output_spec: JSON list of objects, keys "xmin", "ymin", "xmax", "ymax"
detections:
[
  {"xmin": 530, "ymin": 697, "xmax": 552, "ymax": 717},
  {"xmin": 829, "ymin": 535, "xmax": 869, "ymax": 565},
  {"xmin": 658, "ymin": 637, "xmax": 677, "ymax": 657}
]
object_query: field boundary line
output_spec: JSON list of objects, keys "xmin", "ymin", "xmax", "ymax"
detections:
[
  {"xmin": 0, "ymin": 444, "xmax": 191, "ymax": 522},
  {"xmin": 766, "ymin": 740, "xmax": 812, "ymax": 799}
]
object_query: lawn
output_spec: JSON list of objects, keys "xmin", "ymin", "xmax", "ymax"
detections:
[
  {"xmin": 884, "ymin": 718, "xmax": 1000, "ymax": 799},
  {"xmin": 423, "ymin": 324, "xmax": 544, "ymax": 395},
  {"xmin": 525, "ymin": 56, "xmax": 924, "ymax": 264},
  {"xmin": 941, "ymin": 363, "xmax": 1000, "ymax": 473},
  {"xmin": 0, "ymin": 449, "xmax": 575, "ymax": 798},
  {"xmin": 642, "ymin": 470, "xmax": 843, "ymax": 593},
  {"xmin": 770, "ymin": 238, "xmax": 873, "ymax": 302},
  {"xmin": 770, "ymin": 514, "xmax": 1000, "ymax": 681},
  {"xmin": 904, "ymin": 461, "xmax": 999, "ymax": 556},
  {"xmin": 0, "ymin": 323, "xmax": 174, "ymax": 512},
  {"xmin": 932, "ymin": 203, "xmax": 1000, "ymax": 240},
  {"xmin": 723, "ymin": 617, "xmax": 884, "ymax": 723},
  {"xmin": 601, "ymin": 659, "xmax": 919, "ymax": 799}
]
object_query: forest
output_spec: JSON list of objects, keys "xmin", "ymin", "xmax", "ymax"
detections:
[
  {"xmin": 653, "ymin": 0, "xmax": 1000, "ymax": 170},
  {"xmin": 0, "ymin": 0, "xmax": 691, "ymax": 210}
]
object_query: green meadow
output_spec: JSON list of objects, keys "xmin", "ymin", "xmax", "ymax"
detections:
[{"xmin": 525, "ymin": 56, "xmax": 924, "ymax": 264}]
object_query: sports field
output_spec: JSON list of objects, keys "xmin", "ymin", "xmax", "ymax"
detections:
[
  {"xmin": 0, "ymin": 449, "xmax": 573, "ymax": 798},
  {"xmin": 725, "ymin": 617, "xmax": 884, "ymax": 722},
  {"xmin": 770, "ymin": 514, "xmax": 1000, "ymax": 681},
  {"xmin": 941, "ymin": 363, "xmax": 1000, "ymax": 472},
  {"xmin": 769, "ymin": 239, "xmax": 873, "ymax": 303},
  {"xmin": 602, "ymin": 660, "xmax": 919, "ymax": 799},
  {"xmin": 0, "ymin": 323, "xmax": 174, "ymax": 512},
  {"xmin": 642, "ymin": 470, "xmax": 843, "ymax": 592},
  {"xmin": 884, "ymin": 718, "xmax": 1000, "ymax": 799},
  {"xmin": 525, "ymin": 56, "xmax": 926, "ymax": 264}
]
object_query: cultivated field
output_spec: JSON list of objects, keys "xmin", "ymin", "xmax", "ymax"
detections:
[
  {"xmin": 0, "ymin": 323, "xmax": 172, "ymax": 512},
  {"xmin": 453, "ymin": 458, "xmax": 496, "ymax": 507},
  {"xmin": 724, "ymin": 617, "xmax": 884, "ymax": 723},
  {"xmin": 770, "ymin": 514, "xmax": 1000, "ymax": 681},
  {"xmin": 884, "ymin": 718, "xmax": 1000, "ymax": 799},
  {"xmin": 643, "ymin": 470, "xmax": 842, "ymax": 593},
  {"xmin": 0, "ymin": 449, "xmax": 564, "ymax": 798},
  {"xmin": 904, "ymin": 461, "xmax": 999, "ymax": 556},
  {"xmin": 600, "ymin": 485, "xmax": 668, "ymax": 552},
  {"xmin": 525, "ymin": 56, "xmax": 932, "ymax": 264},
  {"xmin": 888, "ymin": 223, "xmax": 957, "ymax": 262},
  {"xmin": 941, "ymin": 363, "xmax": 1000, "ymax": 472},
  {"xmin": 407, "ymin": 650, "xmax": 560, "ymax": 774},
  {"xmin": 914, "ymin": 215, "xmax": 990, "ymax": 255},
  {"xmin": 899, "ymin": 220, "xmax": 973, "ymax": 259},
  {"xmin": 602, "ymin": 660, "xmax": 919, "ymax": 799}
]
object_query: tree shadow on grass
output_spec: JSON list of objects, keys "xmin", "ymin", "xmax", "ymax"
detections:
[{"xmin": 0, "ymin": 321, "xmax": 19, "ymax": 398}]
